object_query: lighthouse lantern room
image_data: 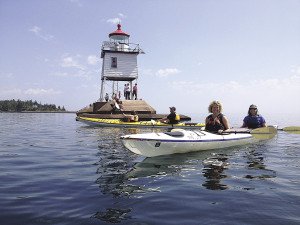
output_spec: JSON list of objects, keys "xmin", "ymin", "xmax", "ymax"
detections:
[{"xmin": 99, "ymin": 24, "xmax": 144, "ymax": 101}]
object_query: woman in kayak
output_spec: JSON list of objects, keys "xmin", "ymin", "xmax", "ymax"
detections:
[
  {"xmin": 241, "ymin": 104, "xmax": 266, "ymax": 129},
  {"xmin": 205, "ymin": 101, "xmax": 230, "ymax": 133}
]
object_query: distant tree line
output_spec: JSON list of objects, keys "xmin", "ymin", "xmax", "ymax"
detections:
[{"xmin": 0, "ymin": 99, "xmax": 66, "ymax": 112}]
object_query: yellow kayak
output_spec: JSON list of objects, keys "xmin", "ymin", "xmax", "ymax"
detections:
[{"xmin": 76, "ymin": 116, "xmax": 204, "ymax": 129}]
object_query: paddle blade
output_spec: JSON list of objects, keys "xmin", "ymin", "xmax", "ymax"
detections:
[
  {"xmin": 250, "ymin": 126, "xmax": 277, "ymax": 134},
  {"xmin": 282, "ymin": 126, "xmax": 300, "ymax": 133},
  {"xmin": 250, "ymin": 126, "xmax": 277, "ymax": 140},
  {"xmin": 251, "ymin": 132, "xmax": 276, "ymax": 140}
]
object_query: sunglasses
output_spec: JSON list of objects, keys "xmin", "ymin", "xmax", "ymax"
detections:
[{"xmin": 250, "ymin": 108, "xmax": 257, "ymax": 110}]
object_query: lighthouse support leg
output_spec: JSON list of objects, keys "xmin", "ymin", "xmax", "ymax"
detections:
[{"xmin": 99, "ymin": 78, "xmax": 105, "ymax": 102}]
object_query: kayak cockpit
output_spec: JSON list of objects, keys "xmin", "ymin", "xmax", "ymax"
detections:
[{"xmin": 164, "ymin": 131, "xmax": 185, "ymax": 137}]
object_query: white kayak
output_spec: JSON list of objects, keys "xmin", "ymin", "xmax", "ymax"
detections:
[{"xmin": 121, "ymin": 127, "xmax": 277, "ymax": 157}]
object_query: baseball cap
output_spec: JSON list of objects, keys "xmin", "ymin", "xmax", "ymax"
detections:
[
  {"xmin": 249, "ymin": 104, "xmax": 257, "ymax": 109},
  {"xmin": 169, "ymin": 106, "xmax": 176, "ymax": 111}
]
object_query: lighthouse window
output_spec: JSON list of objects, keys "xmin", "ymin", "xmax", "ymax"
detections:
[{"xmin": 111, "ymin": 57, "xmax": 117, "ymax": 68}]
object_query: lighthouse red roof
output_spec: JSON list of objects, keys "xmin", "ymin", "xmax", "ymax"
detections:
[{"xmin": 109, "ymin": 24, "xmax": 130, "ymax": 37}]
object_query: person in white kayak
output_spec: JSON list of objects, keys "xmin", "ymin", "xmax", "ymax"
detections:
[{"xmin": 205, "ymin": 100, "xmax": 230, "ymax": 133}]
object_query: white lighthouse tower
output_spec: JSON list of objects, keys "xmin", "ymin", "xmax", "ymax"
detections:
[{"xmin": 99, "ymin": 24, "xmax": 144, "ymax": 101}]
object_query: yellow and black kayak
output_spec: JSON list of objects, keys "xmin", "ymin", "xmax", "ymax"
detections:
[{"xmin": 76, "ymin": 116, "xmax": 204, "ymax": 129}]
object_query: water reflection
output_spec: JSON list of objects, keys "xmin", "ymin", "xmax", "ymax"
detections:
[
  {"xmin": 125, "ymin": 154, "xmax": 192, "ymax": 179},
  {"xmin": 90, "ymin": 127, "xmax": 138, "ymax": 223},
  {"xmin": 93, "ymin": 208, "xmax": 131, "ymax": 223},
  {"xmin": 94, "ymin": 127, "xmax": 172, "ymax": 197},
  {"xmin": 96, "ymin": 142, "xmax": 236, "ymax": 197},
  {"xmin": 244, "ymin": 146, "xmax": 276, "ymax": 179},
  {"xmin": 94, "ymin": 127, "xmax": 137, "ymax": 197},
  {"xmin": 90, "ymin": 126, "xmax": 239, "ymax": 223},
  {"xmin": 127, "ymin": 151, "xmax": 232, "ymax": 191},
  {"xmin": 202, "ymin": 153, "xmax": 229, "ymax": 190}
]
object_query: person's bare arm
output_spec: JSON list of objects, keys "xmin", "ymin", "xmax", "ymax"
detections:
[{"xmin": 222, "ymin": 116, "xmax": 230, "ymax": 130}]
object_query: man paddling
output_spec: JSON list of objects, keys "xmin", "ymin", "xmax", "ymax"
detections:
[{"xmin": 160, "ymin": 106, "xmax": 180, "ymax": 124}]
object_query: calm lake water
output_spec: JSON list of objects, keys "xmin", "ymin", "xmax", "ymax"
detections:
[{"xmin": 1, "ymin": 113, "xmax": 300, "ymax": 225}]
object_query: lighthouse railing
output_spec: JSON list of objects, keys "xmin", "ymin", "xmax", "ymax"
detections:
[{"xmin": 102, "ymin": 41, "xmax": 142, "ymax": 53}]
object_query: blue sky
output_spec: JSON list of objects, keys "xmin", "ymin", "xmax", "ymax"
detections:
[{"xmin": 1, "ymin": 0, "xmax": 300, "ymax": 118}]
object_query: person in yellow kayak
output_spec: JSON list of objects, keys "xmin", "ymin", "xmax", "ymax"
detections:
[
  {"xmin": 205, "ymin": 100, "xmax": 230, "ymax": 133},
  {"xmin": 123, "ymin": 111, "xmax": 139, "ymax": 122},
  {"xmin": 160, "ymin": 106, "xmax": 180, "ymax": 124},
  {"xmin": 241, "ymin": 104, "xmax": 266, "ymax": 129}
]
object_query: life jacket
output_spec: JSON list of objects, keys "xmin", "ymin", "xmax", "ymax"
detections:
[
  {"xmin": 244, "ymin": 115, "xmax": 264, "ymax": 129},
  {"xmin": 167, "ymin": 112, "xmax": 180, "ymax": 124},
  {"xmin": 205, "ymin": 113, "xmax": 225, "ymax": 133}
]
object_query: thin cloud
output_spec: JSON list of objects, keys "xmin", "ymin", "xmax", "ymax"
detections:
[
  {"xmin": 24, "ymin": 88, "xmax": 61, "ymax": 95},
  {"xmin": 156, "ymin": 68, "xmax": 181, "ymax": 77},
  {"xmin": 87, "ymin": 55, "xmax": 99, "ymax": 65},
  {"xmin": 49, "ymin": 53, "xmax": 101, "ymax": 80},
  {"xmin": 291, "ymin": 66, "xmax": 300, "ymax": 74},
  {"xmin": 60, "ymin": 55, "xmax": 84, "ymax": 70},
  {"xmin": 118, "ymin": 13, "xmax": 126, "ymax": 18},
  {"xmin": 106, "ymin": 13, "xmax": 126, "ymax": 25},
  {"xmin": 107, "ymin": 18, "xmax": 121, "ymax": 25},
  {"xmin": 169, "ymin": 75, "xmax": 300, "ymax": 112},
  {"xmin": 170, "ymin": 75, "xmax": 300, "ymax": 94},
  {"xmin": 55, "ymin": 54, "xmax": 99, "ymax": 80},
  {"xmin": 0, "ymin": 88, "xmax": 61, "ymax": 98},
  {"xmin": 52, "ymin": 70, "xmax": 97, "ymax": 80},
  {"xmin": 52, "ymin": 72, "xmax": 69, "ymax": 77},
  {"xmin": 29, "ymin": 26, "xmax": 54, "ymax": 41}
]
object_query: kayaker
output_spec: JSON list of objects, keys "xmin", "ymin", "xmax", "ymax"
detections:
[
  {"xmin": 205, "ymin": 100, "xmax": 230, "ymax": 133},
  {"xmin": 160, "ymin": 106, "xmax": 180, "ymax": 124},
  {"xmin": 241, "ymin": 104, "xmax": 266, "ymax": 129},
  {"xmin": 123, "ymin": 111, "xmax": 139, "ymax": 122}
]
